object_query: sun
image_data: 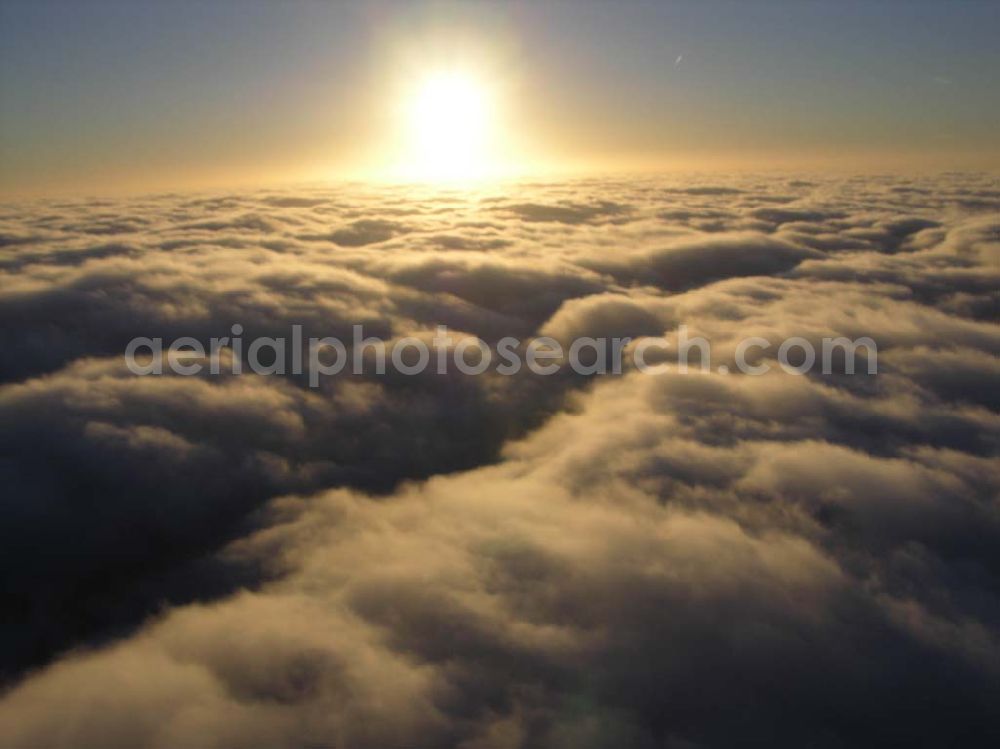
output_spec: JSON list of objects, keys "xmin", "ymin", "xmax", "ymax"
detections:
[{"xmin": 399, "ymin": 71, "xmax": 497, "ymax": 182}]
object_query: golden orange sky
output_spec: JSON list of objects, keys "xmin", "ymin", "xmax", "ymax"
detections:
[{"xmin": 1, "ymin": 0, "xmax": 998, "ymax": 196}]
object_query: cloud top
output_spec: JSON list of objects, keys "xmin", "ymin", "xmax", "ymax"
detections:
[{"xmin": 0, "ymin": 173, "xmax": 998, "ymax": 746}]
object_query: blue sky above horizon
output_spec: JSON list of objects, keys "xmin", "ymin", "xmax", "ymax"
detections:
[{"xmin": 1, "ymin": 0, "xmax": 998, "ymax": 195}]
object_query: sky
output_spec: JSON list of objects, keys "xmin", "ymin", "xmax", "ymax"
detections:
[{"xmin": 1, "ymin": 0, "xmax": 998, "ymax": 195}]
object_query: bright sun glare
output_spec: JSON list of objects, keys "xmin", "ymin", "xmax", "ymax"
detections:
[{"xmin": 400, "ymin": 71, "xmax": 497, "ymax": 182}]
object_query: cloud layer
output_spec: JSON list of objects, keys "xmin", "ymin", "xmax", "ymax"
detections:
[{"xmin": 1, "ymin": 173, "xmax": 998, "ymax": 747}]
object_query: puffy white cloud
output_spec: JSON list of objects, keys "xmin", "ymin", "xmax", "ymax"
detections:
[{"xmin": 0, "ymin": 173, "xmax": 998, "ymax": 746}]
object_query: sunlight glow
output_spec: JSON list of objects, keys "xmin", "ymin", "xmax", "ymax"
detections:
[{"xmin": 399, "ymin": 71, "xmax": 498, "ymax": 182}]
